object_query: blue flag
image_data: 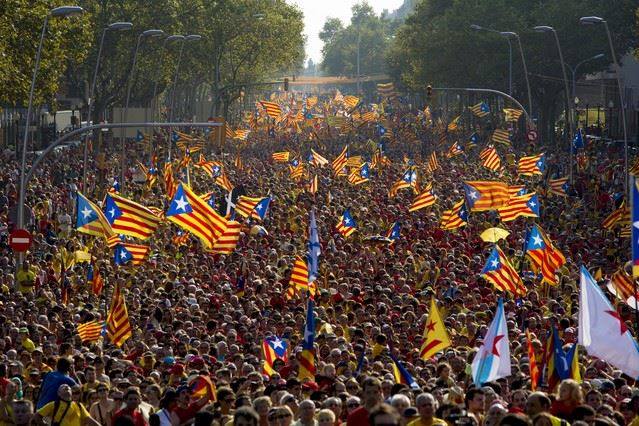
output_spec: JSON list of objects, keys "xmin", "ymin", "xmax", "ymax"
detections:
[{"xmin": 307, "ymin": 209, "xmax": 321, "ymax": 283}]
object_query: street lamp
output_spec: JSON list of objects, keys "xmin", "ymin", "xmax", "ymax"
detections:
[
  {"xmin": 470, "ymin": 24, "xmax": 513, "ymax": 96},
  {"xmin": 18, "ymin": 5, "xmax": 84, "ymax": 230},
  {"xmin": 499, "ymin": 31, "xmax": 533, "ymax": 118},
  {"xmin": 565, "ymin": 53, "xmax": 605, "ymax": 101},
  {"xmin": 580, "ymin": 15, "xmax": 629, "ymax": 195},
  {"xmin": 82, "ymin": 21, "xmax": 133, "ymax": 191},
  {"xmin": 151, "ymin": 35, "xmax": 185, "ymax": 123},
  {"xmin": 167, "ymin": 34, "xmax": 202, "ymax": 161},
  {"xmin": 120, "ymin": 28, "xmax": 164, "ymax": 190}
]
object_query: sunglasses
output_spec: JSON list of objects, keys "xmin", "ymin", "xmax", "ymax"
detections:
[{"xmin": 348, "ymin": 403, "xmax": 360, "ymax": 408}]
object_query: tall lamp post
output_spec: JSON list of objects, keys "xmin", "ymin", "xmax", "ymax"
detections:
[
  {"xmin": 470, "ymin": 24, "xmax": 512, "ymax": 95},
  {"xmin": 151, "ymin": 35, "xmax": 185, "ymax": 123},
  {"xmin": 500, "ymin": 31, "xmax": 533, "ymax": 118},
  {"xmin": 120, "ymin": 29, "xmax": 164, "ymax": 190},
  {"xmin": 82, "ymin": 21, "xmax": 132, "ymax": 192},
  {"xmin": 580, "ymin": 16, "xmax": 629, "ymax": 195},
  {"xmin": 565, "ymin": 53, "xmax": 605, "ymax": 101},
  {"xmin": 18, "ymin": 5, "xmax": 84, "ymax": 230}
]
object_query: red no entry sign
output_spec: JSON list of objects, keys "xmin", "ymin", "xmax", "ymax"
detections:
[
  {"xmin": 527, "ymin": 129, "xmax": 538, "ymax": 142},
  {"xmin": 10, "ymin": 229, "xmax": 32, "ymax": 252}
]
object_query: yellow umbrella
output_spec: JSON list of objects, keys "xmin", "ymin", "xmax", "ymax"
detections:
[{"xmin": 480, "ymin": 227, "xmax": 510, "ymax": 243}]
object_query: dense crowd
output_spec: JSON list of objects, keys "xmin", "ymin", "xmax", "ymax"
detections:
[{"xmin": 0, "ymin": 98, "xmax": 637, "ymax": 426}]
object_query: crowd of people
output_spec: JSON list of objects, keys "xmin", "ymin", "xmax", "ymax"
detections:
[{"xmin": 0, "ymin": 93, "xmax": 637, "ymax": 426}]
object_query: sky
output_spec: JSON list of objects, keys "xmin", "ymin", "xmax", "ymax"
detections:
[{"xmin": 287, "ymin": 0, "xmax": 405, "ymax": 65}]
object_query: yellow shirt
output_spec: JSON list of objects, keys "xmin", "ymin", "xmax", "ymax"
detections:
[
  {"xmin": 37, "ymin": 400, "xmax": 90, "ymax": 426},
  {"xmin": 407, "ymin": 416, "xmax": 447, "ymax": 426},
  {"xmin": 16, "ymin": 268, "xmax": 37, "ymax": 293}
]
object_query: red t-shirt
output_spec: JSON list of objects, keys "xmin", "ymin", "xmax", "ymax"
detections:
[
  {"xmin": 346, "ymin": 406, "xmax": 369, "ymax": 426},
  {"xmin": 112, "ymin": 407, "xmax": 148, "ymax": 426}
]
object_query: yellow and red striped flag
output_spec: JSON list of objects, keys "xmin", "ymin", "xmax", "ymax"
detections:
[
  {"xmin": 332, "ymin": 145, "xmax": 348, "ymax": 175},
  {"xmin": 106, "ymin": 283, "xmax": 132, "ymax": 347},
  {"xmin": 526, "ymin": 330, "xmax": 540, "ymax": 391},
  {"xmin": 289, "ymin": 163, "xmax": 305, "ymax": 180},
  {"xmin": 492, "ymin": 129, "xmax": 511, "ymax": 146},
  {"xmin": 409, "ymin": 183, "xmax": 437, "ymax": 212},
  {"xmin": 215, "ymin": 171, "xmax": 234, "ymax": 192},
  {"xmin": 210, "ymin": 221, "xmax": 241, "ymax": 255},
  {"xmin": 503, "ymin": 108, "xmax": 523, "ymax": 122},
  {"xmin": 463, "ymin": 181, "xmax": 510, "ymax": 211},
  {"xmin": 343, "ymin": 95, "xmax": 360, "ymax": 109},
  {"xmin": 602, "ymin": 202, "xmax": 629, "ymax": 230},
  {"xmin": 298, "ymin": 298, "xmax": 316, "ymax": 381},
  {"xmin": 309, "ymin": 149, "xmax": 328, "ymax": 166},
  {"xmin": 104, "ymin": 193, "xmax": 161, "ymax": 240},
  {"xmin": 286, "ymin": 256, "xmax": 316, "ymax": 299},
  {"xmin": 272, "ymin": 152, "xmax": 290, "ymax": 162},
  {"xmin": 497, "ymin": 193, "xmax": 540, "ymax": 222},
  {"xmin": 481, "ymin": 245, "xmax": 527, "ymax": 296},
  {"xmin": 606, "ymin": 269, "xmax": 638, "ymax": 307},
  {"xmin": 77, "ymin": 321, "xmax": 103, "ymax": 343},
  {"xmin": 480, "ymin": 146, "xmax": 501, "ymax": 172},
  {"xmin": 164, "ymin": 163, "xmax": 177, "ymax": 200},
  {"xmin": 525, "ymin": 224, "xmax": 566, "ymax": 285},
  {"xmin": 308, "ymin": 175, "xmax": 319, "ymax": 194},
  {"xmin": 518, "ymin": 154, "xmax": 545, "ymax": 176},
  {"xmin": 426, "ymin": 152, "xmax": 439, "ymax": 174},
  {"xmin": 259, "ymin": 101, "xmax": 282, "ymax": 119},
  {"xmin": 440, "ymin": 199, "xmax": 469, "ymax": 230},
  {"xmin": 548, "ymin": 177, "xmax": 569, "ymax": 196}
]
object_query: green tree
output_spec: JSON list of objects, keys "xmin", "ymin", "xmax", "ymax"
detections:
[
  {"xmin": 320, "ymin": 2, "xmax": 393, "ymax": 77},
  {"xmin": 388, "ymin": 0, "xmax": 637, "ymax": 142}
]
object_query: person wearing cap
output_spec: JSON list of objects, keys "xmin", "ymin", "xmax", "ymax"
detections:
[{"xmin": 33, "ymin": 384, "xmax": 99, "ymax": 426}]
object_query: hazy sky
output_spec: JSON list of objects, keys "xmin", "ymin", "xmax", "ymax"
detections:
[{"xmin": 287, "ymin": 0, "xmax": 404, "ymax": 64}]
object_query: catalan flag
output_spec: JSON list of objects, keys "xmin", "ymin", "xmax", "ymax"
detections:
[
  {"xmin": 492, "ymin": 129, "xmax": 511, "ymax": 146},
  {"xmin": 447, "ymin": 142, "xmax": 464, "ymax": 158},
  {"xmin": 114, "ymin": 243, "xmax": 150, "ymax": 266},
  {"xmin": 76, "ymin": 192, "xmax": 115, "ymax": 239},
  {"xmin": 308, "ymin": 175, "xmax": 319, "ymax": 194},
  {"xmin": 420, "ymin": 298, "xmax": 451, "ymax": 360},
  {"xmin": 189, "ymin": 375, "xmax": 216, "ymax": 402},
  {"xmin": 77, "ymin": 321, "xmax": 103, "ymax": 343},
  {"xmin": 225, "ymin": 125, "xmax": 235, "ymax": 139},
  {"xmin": 469, "ymin": 132, "xmax": 480, "ymax": 147},
  {"xmin": 409, "ymin": 183, "xmax": 437, "ymax": 212},
  {"xmin": 481, "ymin": 245, "xmax": 526, "ymax": 296},
  {"xmin": 440, "ymin": 199, "xmax": 469, "ymax": 230},
  {"xmin": 195, "ymin": 157, "xmax": 222, "ymax": 178},
  {"xmin": 377, "ymin": 82, "xmax": 397, "ymax": 100},
  {"xmin": 606, "ymin": 269, "xmax": 638, "ymax": 308},
  {"xmin": 87, "ymin": 263, "xmax": 103, "ymax": 296},
  {"xmin": 509, "ymin": 185, "xmax": 527, "ymax": 197},
  {"xmin": 503, "ymin": 108, "xmax": 523, "ymax": 122},
  {"xmin": 163, "ymin": 163, "xmax": 177, "ymax": 200},
  {"xmin": 470, "ymin": 101, "xmax": 490, "ymax": 117},
  {"xmin": 348, "ymin": 163, "xmax": 370, "ymax": 185},
  {"xmin": 332, "ymin": 145, "xmax": 348, "ymax": 175},
  {"xmin": 215, "ymin": 171, "xmax": 234, "ymax": 192},
  {"xmin": 272, "ymin": 151, "xmax": 290, "ymax": 162},
  {"xmin": 447, "ymin": 115, "xmax": 461, "ymax": 132},
  {"xmin": 426, "ymin": 152, "xmax": 439, "ymax": 174},
  {"xmin": 526, "ymin": 330, "xmax": 540, "ymax": 391},
  {"xmin": 386, "ymin": 221, "xmax": 401, "ymax": 242},
  {"xmin": 390, "ymin": 353, "xmax": 420, "ymax": 390},
  {"xmin": 463, "ymin": 181, "xmax": 510, "ymax": 211},
  {"xmin": 234, "ymin": 196, "xmax": 261, "ymax": 218},
  {"xmin": 289, "ymin": 163, "xmax": 305, "ymax": 180},
  {"xmin": 480, "ymin": 146, "xmax": 501, "ymax": 172},
  {"xmin": 631, "ymin": 177, "xmax": 639, "ymax": 277},
  {"xmin": 389, "ymin": 168, "xmax": 418, "ymax": 197},
  {"xmin": 106, "ymin": 282, "xmax": 132, "ymax": 347},
  {"xmin": 346, "ymin": 155, "xmax": 363, "ymax": 168},
  {"xmin": 548, "ymin": 177, "xmax": 569, "ymax": 197},
  {"xmin": 308, "ymin": 149, "xmax": 329, "ymax": 166},
  {"xmin": 210, "ymin": 221, "xmax": 241, "ymax": 255},
  {"xmin": 103, "ymin": 194, "xmax": 161, "ymax": 240},
  {"xmin": 234, "ymin": 154, "xmax": 243, "ymax": 171},
  {"xmin": 336, "ymin": 209, "xmax": 357, "ymax": 238},
  {"xmin": 172, "ymin": 231, "xmax": 190, "ymax": 246},
  {"xmin": 525, "ymin": 224, "xmax": 566, "ymax": 285},
  {"xmin": 262, "ymin": 336, "xmax": 289, "ymax": 377},
  {"xmin": 343, "ymin": 95, "xmax": 360, "ymax": 110},
  {"xmin": 259, "ymin": 101, "xmax": 282, "ymax": 119},
  {"xmin": 286, "ymin": 256, "xmax": 315, "ymax": 299},
  {"xmin": 233, "ymin": 129, "xmax": 250, "ymax": 140},
  {"xmin": 602, "ymin": 201, "xmax": 629, "ymax": 230},
  {"xmin": 518, "ymin": 154, "xmax": 546, "ymax": 176},
  {"xmin": 298, "ymin": 298, "xmax": 316, "ymax": 381},
  {"xmin": 544, "ymin": 325, "xmax": 581, "ymax": 391},
  {"xmin": 166, "ymin": 183, "xmax": 227, "ymax": 249},
  {"xmin": 497, "ymin": 192, "xmax": 540, "ymax": 222}
]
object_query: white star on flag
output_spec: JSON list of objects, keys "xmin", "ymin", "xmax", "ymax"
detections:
[
  {"xmin": 174, "ymin": 196, "xmax": 189, "ymax": 211},
  {"xmin": 81, "ymin": 207, "xmax": 93, "ymax": 219}
]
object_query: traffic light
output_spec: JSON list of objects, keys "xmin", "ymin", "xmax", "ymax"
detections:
[
  {"xmin": 284, "ymin": 78, "xmax": 289, "ymax": 91},
  {"xmin": 426, "ymin": 85, "xmax": 432, "ymax": 100}
]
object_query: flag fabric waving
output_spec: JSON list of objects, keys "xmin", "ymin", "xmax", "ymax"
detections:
[
  {"xmin": 447, "ymin": 142, "xmax": 464, "ymax": 158},
  {"xmin": 470, "ymin": 102, "xmax": 490, "ymax": 117},
  {"xmin": 106, "ymin": 282, "xmax": 132, "ymax": 347},
  {"xmin": 578, "ymin": 266, "xmax": 639, "ymax": 379},
  {"xmin": 285, "ymin": 255, "xmax": 316, "ymax": 299},
  {"xmin": 518, "ymin": 154, "xmax": 546, "ymax": 176},
  {"xmin": 210, "ymin": 221, "xmax": 242, "ymax": 255},
  {"xmin": 420, "ymin": 298, "xmax": 451, "ymax": 360},
  {"xmin": 480, "ymin": 146, "xmax": 501, "ymax": 172},
  {"xmin": 336, "ymin": 209, "xmax": 357, "ymax": 238},
  {"xmin": 492, "ymin": 129, "xmax": 511, "ymax": 146},
  {"xmin": 525, "ymin": 224, "xmax": 566, "ymax": 285},
  {"xmin": 165, "ymin": 183, "xmax": 227, "ymax": 249},
  {"xmin": 409, "ymin": 183, "xmax": 437, "ymax": 212},
  {"xmin": 308, "ymin": 149, "xmax": 329, "ymax": 166},
  {"xmin": 602, "ymin": 201, "xmax": 629, "ymax": 230},
  {"xmin": 262, "ymin": 336, "xmax": 289, "ymax": 377},
  {"xmin": 87, "ymin": 263, "xmax": 103, "ymax": 296},
  {"xmin": 426, "ymin": 152, "xmax": 439, "ymax": 174},
  {"xmin": 472, "ymin": 298, "xmax": 511, "ymax": 385},
  {"xmin": 332, "ymin": 145, "xmax": 349, "ymax": 175},
  {"xmin": 606, "ymin": 269, "xmax": 638, "ymax": 309},
  {"xmin": 440, "ymin": 199, "xmax": 469, "ymax": 230},
  {"xmin": 77, "ymin": 321, "xmax": 103, "ymax": 343},
  {"xmin": 235, "ymin": 196, "xmax": 268, "ymax": 219},
  {"xmin": 390, "ymin": 353, "xmax": 420, "ymax": 390},
  {"xmin": 633, "ymin": 178, "xmax": 639, "ymax": 277},
  {"xmin": 481, "ymin": 246, "xmax": 526, "ymax": 296},
  {"xmin": 103, "ymin": 193, "xmax": 161, "ymax": 240},
  {"xmin": 272, "ymin": 152, "xmax": 290, "ymax": 162},
  {"xmin": 497, "ymin": 192, "xmax": 540, "ymax": 222},
  {"xmin": 503, "ymin": 108, "xmax": 523, "ymax": 122},
  {"xmin": 308, "ymin": 209, "xmax": 321, "ymax": 283},
  {"xmin": 389, "ymin": 168, "xmax": 417, "ymax": 196},
  {"xmin": 76, "ymin": 192, "xmax": 115, "ymax": 239},
  {"xmin": 298, "ymin": 298, "xmax": 316, "ymax": 381},
  {"xmin": 114, "ymin": 243, "xmax": 150, "ymax": 266},
  {"xmin": 259, "ymin": 101, "xmax": 282, "ymax": 119},
  {"xmin": 348, "ymin": 163, "xmax": 370, "ymax": 185},
  {"xmin": 526, "ymin": 330, "xmax": 540, "ymax": 391},
  {"xmin": 464, "ymin": 181, "xmax": 510, "ymax": 211},
  {"xmin": 548, "ymin": 177, "xmax": 569, "ymax": 197},
  {"xmin": 386, "ymin": 221, "xmax": 401, "ymax": 242},
  {"xmin": 308, "ymin": 175, "xmax": 319, "ymax": 194}
]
